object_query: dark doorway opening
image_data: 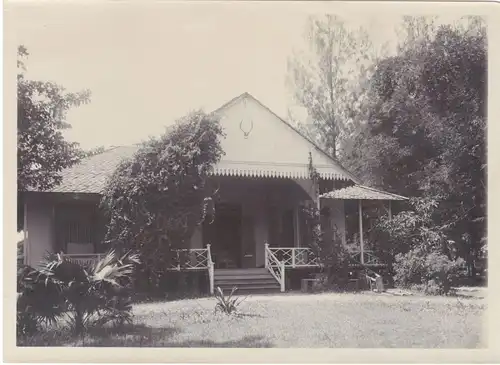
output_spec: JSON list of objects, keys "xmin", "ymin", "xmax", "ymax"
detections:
[{"xmin": 203, "ymin": 203, "xmax": 243, "ymax": 269}]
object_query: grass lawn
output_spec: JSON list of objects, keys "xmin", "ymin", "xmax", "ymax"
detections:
[{"xmin": 22, "ymin": 290, "xmax": 485, "ymax": 348}]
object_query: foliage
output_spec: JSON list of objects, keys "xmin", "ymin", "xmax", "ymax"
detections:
[
  {"xmin": 16, "ymin": 250, "xmax": 140, "ymax": 337},
  {"xmin": 17, "ymin": 265, "xmax": 64, "ymax": 337},
  {"xmin": 17, "ymin": 45, "xmax": 91, "ymax": 231},
  {"xmin": 213, "ymin": 287, "xmax": 246, "ymax": 315},
  {"xmin": 394, "ymin": 248, "xmax": 465, "ymax": 295},
  {"xmin": 339, "ymin": 17, "xmax": 486, "ymax": 276},
  {"xmin": 100, "ymin": 111, "xmax": 224, "ymax": 290},
  {"xmin": 373, "ymin": 198, "xmax": 452, "ymax": 258},
  {"xmin": 17, "ymin": 45, "xmax": 90, "ymax": 192},
  {"xmin": 373, "ymin": 197, "xmax": 466, "ymax": 294},
  {"xmin": 287, "ymin": 14, "xmax": 383, "ymax": 158}
]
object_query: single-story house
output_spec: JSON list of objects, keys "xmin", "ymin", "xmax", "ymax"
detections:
[{"xmin": 21, "ymin": 92, "xmax": 407, "ymax": 294}]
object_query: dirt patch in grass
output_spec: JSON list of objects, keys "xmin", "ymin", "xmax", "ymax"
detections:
[{"xmin": 20, "ymin": 291, "xmax": 485, "ymax": 348}]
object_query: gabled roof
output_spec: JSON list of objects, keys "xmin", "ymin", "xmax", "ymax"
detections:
[
  {"xmin": 209, "ymin": 92, "xmax": 358, "ymax": 181},
  {"xmin": 40, "ymin": 92, "xmax": 359, "ymax": 194},
  {"xmin": 320, "ymin": 184, "xmax": 408, "ymax": 201},
  {"xmin": 213, "ymin": 93, "xmax": 357, "ymax": 179}
]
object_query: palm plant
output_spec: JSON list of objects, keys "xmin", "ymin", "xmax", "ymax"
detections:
[{"xmin": 17, "ymin": 250, "xmax": 140, "ymax": 336}]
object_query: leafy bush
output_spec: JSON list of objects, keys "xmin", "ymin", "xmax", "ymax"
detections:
[
  {"xmin": 213, "ymin": 287, "xmax": 246, "ymax": 315},
  {"xmin": 16, "ymin": 250, "xmax": 140, "ymax": 338},
  {"xmin": 101, "ymin": 111, "xmax": 225, "ymax": 291},
  {"xmin": 301, "ymin": 203, "xmax": 351, "ymax": 289},
  {"xmin": 374, "ymin": 197, "xmax": 466, "ymax": 294},
  {"xmin": 394, "ymin": 248, "xmax": 465, "ymax": 295}
]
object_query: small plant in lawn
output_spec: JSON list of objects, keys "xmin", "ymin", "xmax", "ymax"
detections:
[{"xmin": 213, "ymin": 287, "xmax": 246, "ymax": 315}]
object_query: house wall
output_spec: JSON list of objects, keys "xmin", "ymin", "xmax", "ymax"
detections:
[{"xmin": 25, "ymin": 200, "xmax": 55, "ymax": 267}]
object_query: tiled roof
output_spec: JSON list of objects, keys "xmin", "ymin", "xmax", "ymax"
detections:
[
  {"xmin": 320, "ymin": 185, "xmax": 408, "ymax": 201},
  {"xmin": 43, "ymin": 148, "xmax": 350, "ymax": 194},
  {"xmin": 46, "ymin": 146, "xmax": 140, "ymax": 193},
  {"xmin": 36, "ymin": 93, "xmax": 361, "ymax": 195}
]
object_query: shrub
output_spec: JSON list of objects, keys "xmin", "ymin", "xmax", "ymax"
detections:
[
  {"xmin": 394, "ymin": 248, "xmax": 464, "ymax": 295},
  {"xmin": 16, "ymin": 250, "xmax": 140, "ymax": 338}
]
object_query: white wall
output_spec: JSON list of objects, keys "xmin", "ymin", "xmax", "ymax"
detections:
[{"xmin": 25, "ymin": 201, "xmax": 55, "ymax": 267}]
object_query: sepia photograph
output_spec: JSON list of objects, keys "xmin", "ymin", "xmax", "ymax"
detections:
[{"xmin": 5, "ymin": 0, "xmax": 493, "ymax": 359}]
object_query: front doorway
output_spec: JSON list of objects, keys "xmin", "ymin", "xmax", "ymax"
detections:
[{"xmin": 203, "ymin": 203, "xmax": 243, "ymax": 269}]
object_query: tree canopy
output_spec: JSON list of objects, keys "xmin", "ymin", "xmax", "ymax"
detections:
[
  {"xmin": 17, "ymin": 46, "xmax": 91, "ymax": 192},
  {"xmin": 341, "ymin": 17, "xmax": 486, "ymax": 272},
  {"xmin": 288, "ymin": 16, "xmax": 486, "ymax": 274},
  {"xmin": 100, "ymin": 111, "xmax": 225, "ymax": 286},
  {"xmin": 287, "ymin": 15, "xmax": 379, "ymax": 158}
]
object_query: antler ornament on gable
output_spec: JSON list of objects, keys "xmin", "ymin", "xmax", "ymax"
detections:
[{"xmin": 239, "ymin": 97, "xmax": 254, "ymax": 138}]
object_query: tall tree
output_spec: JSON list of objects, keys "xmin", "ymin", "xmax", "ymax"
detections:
[
  {"xmin": 340, "ymin": 17, "xmax": 486, "ymax": 274},
  {"xmin": 287, "ymin": 15, "xmax": 380, "ymax": 158},
  {"xmin": 17, "ymin": 46, "xmax": 91, "ymax": 192}
]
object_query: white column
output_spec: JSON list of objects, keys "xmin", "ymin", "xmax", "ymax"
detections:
[
  {"xmin": 264, "ymin": 242, "xmax": 269, "ymax": 268},
  {"xmin": 359, "ymin": 199, "xmax": 364, "ymax": 265},
  {"xmin": 388, "ymin": 201, "xmax": 393, "ymax": 220}
]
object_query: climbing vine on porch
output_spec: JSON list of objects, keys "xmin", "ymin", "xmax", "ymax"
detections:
[
  {"xmin": 305, "ymin": 153, "xmax": 350, "ymax": 289},
  {"xmin": 100, "ymin": 111, "xmax": 225, "ymax": 292}
]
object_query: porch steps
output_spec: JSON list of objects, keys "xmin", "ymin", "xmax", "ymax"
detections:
[{"xmin": 214, "ymin": 268, "xmax": 281, "ymax": 294}]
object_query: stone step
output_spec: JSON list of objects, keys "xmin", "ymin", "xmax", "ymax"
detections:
[
  {"xmin": 214, "ymin": 273, "xmax": 274, "ymax": 280},
  {"xmin": 213, "ymin": 268, "xmax": 281, "ymax": 294},
  {"xmin": 214, "ymin": 275, "xmax": 277, "ymax": 284},
  {"xmin": 225, "ymin": 288, "xmax": 281, "ymax": 295},
  {"xmin": 215, "ymin": 281, "xmax": 280, "ymax": 288},
  {"xmin": 215, "ymin": 284, "xmax": 281, "ymax": 292}
]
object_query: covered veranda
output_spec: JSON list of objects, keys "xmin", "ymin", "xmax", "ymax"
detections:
[{"xmin": 320, "ymin": 184, "xmax": 408, "ymax": 266}]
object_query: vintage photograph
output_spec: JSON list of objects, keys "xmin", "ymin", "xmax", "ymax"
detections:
[{"xmin": 13, "ymin": 2, "xmax": 486, "ymax": 349}]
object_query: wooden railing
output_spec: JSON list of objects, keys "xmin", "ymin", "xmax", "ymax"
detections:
[
  {"xmin": 168, "ymin": 248, "xmax": 211, "ymax": 271},
  {"xmin": 62, "ymin": 253, "xmax": 104, "ymax": 267},
  {"xmin": 264, "ymin": 243, "xmax": 285, "ymax": 292},
  {"xmin": 264, "ymin": 247, "xmax": 384, "ymax": 269},
  {"xmin": 267, "ymin": 247, "xmax": 319, "ymax": 268}
]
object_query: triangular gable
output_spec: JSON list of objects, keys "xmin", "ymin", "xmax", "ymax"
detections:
[{"xmin": 212, "ymin": 93, "xmax": 357, "ymax": 181}]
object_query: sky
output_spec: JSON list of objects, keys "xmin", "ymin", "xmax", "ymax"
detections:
[{"xmin": 10, "ymin": 2, "xmax": 452, "ymax": 150}]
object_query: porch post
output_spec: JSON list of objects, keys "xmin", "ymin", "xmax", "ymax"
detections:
[
  {"xmin": 358, "ymin": 199, "xmax": 364, "ymax": 265},
  {"xmin": 264, "ymin": 242, "xmax": 269, "ymax": 268},
  {"xmin": 388, "ymin": 201, "xmax": 392, "ymax": 220}
]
